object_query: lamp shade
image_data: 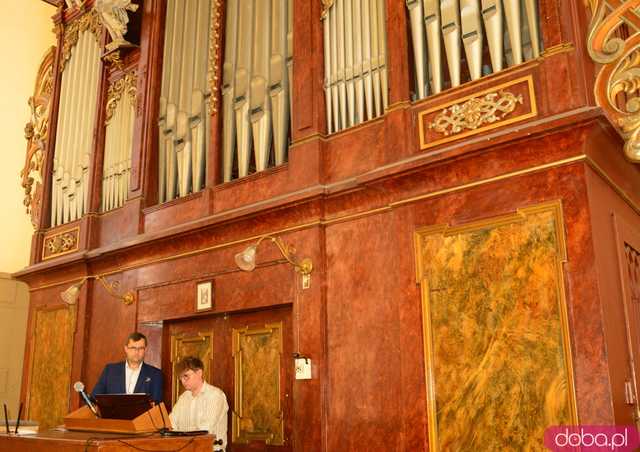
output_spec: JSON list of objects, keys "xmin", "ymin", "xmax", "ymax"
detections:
[
  {"xmin": 60, "ymin": 280, "xmax": 84, "ymax": 305},
  {"xmin": 235, "ymin": 245, "xmax": 257, "ymax": 271}
]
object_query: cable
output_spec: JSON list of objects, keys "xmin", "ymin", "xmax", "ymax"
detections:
[{"xmin": 115, "ymin": 437, "xmax": 195, "ymax": 451}]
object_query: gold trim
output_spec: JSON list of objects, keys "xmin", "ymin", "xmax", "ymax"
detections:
[
  {"xmin": 418, "ymin": 75, "xmax": 537, "ymax": 150},
  {"xmin": 232, "ymin": 322, "xmax": 284, "ymax": 445},
  {"xmin": 207, "ymin": 0, "xmax": 222, "ymax": 115},
  {"xmin": 42, "ymin": 226, "xmax": 80, "ymax": 260},
  {"xmin": 415, "ymin": 201, "xmax": 578, "ymax": 451},
  {"xmin": 541, "ymin": 43, "xmax": 575, "ymax": 58},
  {"xmin": 29, "ymin": 156, "xmax": 595, "ymax": 291},
  {"xmin": 320, "ymin": 0, "xmax": 334, "ymax": 20},
  {"xmin": 584, "ymin": 156, "xmax": 640, "ymax": 215},
  {"xmin": 105, "ymin": 72, "xmax": 137, "ymax": 124}
]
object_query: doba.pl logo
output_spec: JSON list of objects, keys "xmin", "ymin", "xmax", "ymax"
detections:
[{"xmin": 544, "ymin": 425, "xmax": 640, "ymax": 451}]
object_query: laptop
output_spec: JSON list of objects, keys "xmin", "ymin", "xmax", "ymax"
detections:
[{"xmin": 94, "ymin": 394, "xmax": 153, "ymax": 420}]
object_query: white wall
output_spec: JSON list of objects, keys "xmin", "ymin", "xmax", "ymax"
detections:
[
  {"xmin": 0, "ymin": 0, "xmax": 56, "ymax": 421},
  {"xmin": 0, "ymin": 0, "xmax": 56, "ymax": 273}
]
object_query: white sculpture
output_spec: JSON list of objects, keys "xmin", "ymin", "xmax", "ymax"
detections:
[{"xmin": 95, "ymin": 0, "xmax": 139, "ymax": 51}]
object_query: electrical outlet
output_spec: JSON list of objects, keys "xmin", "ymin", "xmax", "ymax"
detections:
[{"xmin": 295, "ymin": 358, "xmax": 312, "ymax": 380}]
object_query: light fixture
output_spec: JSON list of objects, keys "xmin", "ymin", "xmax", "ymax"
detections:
[
  {"xmin": 60, "ymin": 275, "xmax": 135, "ymax": 306},
  {"xmin": 234, "ymin": 235, "xmax": 313, "ymax": 289}
]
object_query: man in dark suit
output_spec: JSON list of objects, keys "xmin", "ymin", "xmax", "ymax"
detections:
[{"xmin": 91, "ymin": 332, "xmax": 163, "ymax": 404}]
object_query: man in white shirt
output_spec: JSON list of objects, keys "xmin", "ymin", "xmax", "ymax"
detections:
[{"xmin": 169, "ymin": 356, "xmax": 229, "ymax": 452}]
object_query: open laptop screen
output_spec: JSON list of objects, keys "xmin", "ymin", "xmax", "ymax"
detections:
[{"xmin": 94, "ymin": 394, "xmax": 153, "ymax": 420}]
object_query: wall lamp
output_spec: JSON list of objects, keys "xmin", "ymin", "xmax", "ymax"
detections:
[
  {"xmin": 60, "ymin": 275, "xmax": 135, "ymax": 306},
  {"xmin": 234, "ymin": 235, "xmax": 313, "ymax": 289}
]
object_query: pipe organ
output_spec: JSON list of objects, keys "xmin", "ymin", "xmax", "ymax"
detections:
[
  {"xmin": 406, "ymin": 0, "xmax": 541, "ymax": 99},
  {"xmin": 322, "ymin": 0, "xmax": 389, "ymax": 135},
  {"xmin": 51, "ymin": 15, "xmax": 102, "ymax": 227},
  {"xmin": 101, "ymin": 73, "xmax": 136, "ymax": 212},
  {"xmin": 158, "ymin": 0, "xmax": 213, "ymax": 203},
  {"xmin": 221, "ymin": 0, "xmax": 294, "ymax": 182}
]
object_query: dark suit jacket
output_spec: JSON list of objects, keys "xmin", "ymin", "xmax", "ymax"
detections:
[{"xmin": 91, "ymin": 361, "xmax": 163, "ymax": 404}]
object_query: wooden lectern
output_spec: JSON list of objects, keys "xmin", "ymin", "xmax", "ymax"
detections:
[{"xmin": 64, "ymin": 402, "xmax": 172, "ymax": 433}]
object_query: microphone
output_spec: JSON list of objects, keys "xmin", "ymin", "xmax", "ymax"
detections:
[{"xmin": 73, "ymin": 382, "xmax": 99, "ymax": 417}]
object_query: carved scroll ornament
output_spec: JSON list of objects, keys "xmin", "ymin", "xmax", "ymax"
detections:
[
  {"xmin": 587, "ymin": 0, "xmax": 640, "ymax": 162},
  {"xmin": 21, "ymin": 47, "xmax": 56, "ymax": 229},
  {"xmin": 60, "ymin": 9, "xmax": 102, "ymax": 72},
  {"xmin": 429, "ymin": 91, "xmax": 523, "ymax": 136},
  {"xmin": 105, "ymin": 72, "xmax": 137, "ymax": 124}
]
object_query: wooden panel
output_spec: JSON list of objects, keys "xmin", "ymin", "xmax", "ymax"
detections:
[
  {"xmin": 26, "ymin": 305, "xmax": 77, "ymax": 430},
  {"xmin": 170, "ymin": 332, "xmax": 213, "ymax": 404},
  {"xmin": 232, "ymin": 322, "xmax": 284, "ymax": 446},
  {"xmin": 415, "ymin": 201, "xmax": 577, "ymax": 451}
]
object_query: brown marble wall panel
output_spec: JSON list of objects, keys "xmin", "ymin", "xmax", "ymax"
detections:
[
  {"xmin": 143, "ymin": 190, "xmax": 210, "ymax": 233},
  {"xmin": 137, "ymin": 263, "xmax": 294, "ymax": 323},
  {"xmin": 584, "ymin": 123, "xmax": 640, "ymax": 209},
  {"xmin": 213, "ymin": 165, "xmax": 293, "ymax": 213},
  {"xmin": 325, "ymin": 213, "xmax": 405, "ymax": 451},
  {"xmin": 409, "ymin": 163, "xmax": 612, "ymax": 424},
  {"xmin": 584, "ymin": 166, "xmax": 640, "ymax": 425},
  {"xmin": 323, "ymin": 119, "xmax": 386, "ymax": 184},
  {"xmin": 94, "ymin": 198, "xmax": 142, "ymax": 248},
  {"xmin": 83, "ymin": 275, "xmax": 138, "ymax": 393}
]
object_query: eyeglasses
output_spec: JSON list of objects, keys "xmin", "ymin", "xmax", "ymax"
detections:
[
  {"xmin": 179, "ymin": 371, "xmax": 194, "ymax": 381},
  {"xmin": 126, "ymin": 346, "xmax": 146, "ymax": 351}
]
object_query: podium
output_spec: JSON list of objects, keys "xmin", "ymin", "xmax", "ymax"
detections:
[{"xmin": 64, "ymin": 402, "xmax": 172, "ymax": 434}]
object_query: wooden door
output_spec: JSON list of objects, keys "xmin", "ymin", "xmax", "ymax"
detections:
[
  {"xmin": 615, "ymin": 215, "xmax": 640, "ymax": 428},
  {"xmin": 164, "ymin": 306, "xmax": 293, "ymax": 452}
]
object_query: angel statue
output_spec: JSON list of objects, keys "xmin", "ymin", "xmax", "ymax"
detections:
[{"xmin": 95, "ymin": 0, "xmax": 139, "ymax": 51}]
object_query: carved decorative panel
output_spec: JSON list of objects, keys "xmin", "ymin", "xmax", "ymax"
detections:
[
  {"xmin": 26, "ymin": 305, "xmax": 77, "ymax": 431},
  {"xmin": 232, "ymin": 322, "xmax": 284, "ymax": 445},
  {"xmin": 170, "ymin": 332, "xmax": 213, "ymax": 404},
  {"xmin": 21, "ymin": 47, "xmax": 55, "ymax": 229},
  {"xmin": 587, "ymin": 0, "xmax": 640, "ymax": 162},
  {"xmin": 418, "ymin": 75, "xmax": 537, "ymax": 150},
  {"xmin": 42, "ymin": 227, "xmax": 80, "ymax": 260},
  {"xmin": 414, "ymin": 201, "xmax": 577, "ymax": 451}
]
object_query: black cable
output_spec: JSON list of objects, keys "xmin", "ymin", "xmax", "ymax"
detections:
[{"xmin": 115, "ymin": 437, "xmax": 195, "ymax": 451}]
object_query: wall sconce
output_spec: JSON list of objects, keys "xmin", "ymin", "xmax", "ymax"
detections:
[
  {"xmin": 234, "ymin": 235, "xmax": 313, "ymax": 289},
  {"xmin": 60, "ymin": 275, "xmax": 135, "ymax": 306}
]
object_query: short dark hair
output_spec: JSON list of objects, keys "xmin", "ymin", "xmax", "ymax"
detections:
[
  {"xmin": 126, "ymin": 332, "xmax": 148, "ymax": 346},
  {"xmin": 176, "ymin": 356, "xmax": 204, "ymax": 375}
]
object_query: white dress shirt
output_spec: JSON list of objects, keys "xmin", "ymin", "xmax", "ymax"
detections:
[
  {"xmin": 125, "ymin": 361, "xmax": 141, "ymax": 394},
  {"xmin": 169, "ymin": 382, "xmax": 229, "ymax": 451}
]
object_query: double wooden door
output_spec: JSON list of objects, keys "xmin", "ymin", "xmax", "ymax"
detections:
[{"xmin": 163, "ymin": 306, "xmax": 293, "ymax": 452}]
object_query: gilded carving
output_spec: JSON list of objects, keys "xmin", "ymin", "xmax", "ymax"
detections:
[
  {"xmin": 233, "ymin": 323, "xmax": 284, "ymax": 445},
  {"xmin": 103, "ymin": 49, "xmax": 124, "ymax": 70},
  {"xmin": 105, "ymin": 72, "xmax": 137, "ymax": 124},
  {"xmin": 42, "ymin": 227, "xmax": 79, "ymax": 260},
  {"xmin": 26, "ymin": 305, "xmax": 77, "ymax": 431},
  {"xmin": 429, "ymin": 90, "xmax": 523, "ymax": 136},
  {"xmin": 170, "ymin": 333, "xmax": 213, "ymax": 405},
  {"xmin": 21, "ymin": 47, "xmax": 55, "ymax": 229},
  {"xmin": 60, "ymin": 9, "xmax": 102, "ymax": 73},
  {"xmin": 207, "ymin": 0, "xmax": 222, "ymax": 114},
  {"xmin": 587, "ymin": 0, "xmax": 640, "ymax": 162},
  {"xmin": 414, "ymin": 202, "xmax": 577, "ymax": 451},
  {"xmin": 321, "ymin": 0, "xmax": 335, "ymax": 19}
]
